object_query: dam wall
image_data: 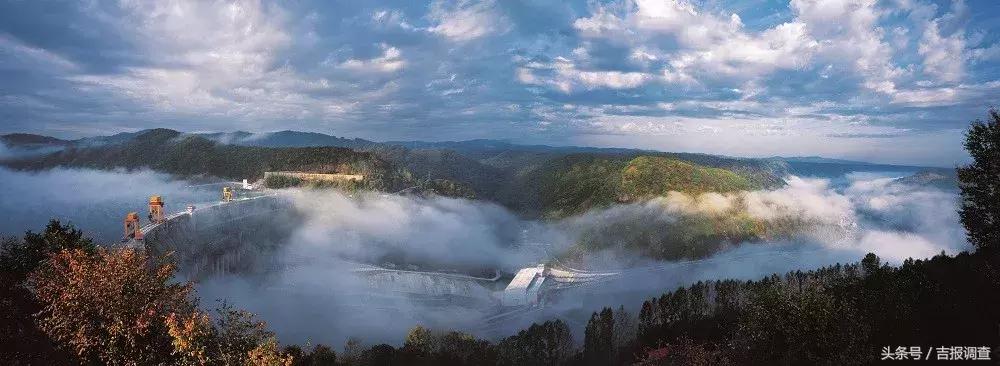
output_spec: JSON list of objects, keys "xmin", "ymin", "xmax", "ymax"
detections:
[
  {"xmin": 134, "ymin": 193, "xmax": 501, "ymax": 306},
  {"xmin": 138, "ymin": 195, "xmax": 299, "ymax": 279}
]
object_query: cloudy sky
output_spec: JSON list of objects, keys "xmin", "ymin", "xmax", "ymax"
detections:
[{"xmin": 1, "ymin": 0, "xmax": 998, "ymax": 165}]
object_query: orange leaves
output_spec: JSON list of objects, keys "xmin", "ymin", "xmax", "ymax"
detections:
[
  {"xmin": 246, "ymin": 337, "xmax": 295, "ymax": 366},
  {"xmin": 24, "ymin": 243, "xmax": 296, "ymax": 365},
  {"xmin": 166, "ymin": 311, "xmax": 215, "ymax": 365},
  {"xmin": 29, "ymin": 247, "xmax": 195, "ymax": 365}
]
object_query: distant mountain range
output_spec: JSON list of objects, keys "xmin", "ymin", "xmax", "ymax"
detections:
[
  {"xmin": 768, "ymin": 156, "xmax": 876, "ymax": 165},
  {"xmin": 2, "ymin": 129, "xmax": 944, "ymax": 167},
  {"xmin": 1, "ymin": 129, "xmax": 958, "ymax": 214}
]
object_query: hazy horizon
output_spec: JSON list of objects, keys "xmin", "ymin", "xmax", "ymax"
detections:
[{"xmin": 0, "ymin": 127, "xmax": 963, "ymax": 168}]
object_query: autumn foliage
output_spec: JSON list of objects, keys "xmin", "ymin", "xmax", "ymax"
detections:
[
  {"xmin": 29, "ymin": 248, "xmax": 193, "ymax": 365},
  {"xmin": 27, "ymin": 246, "xmax": 293, "ymax": 366}
]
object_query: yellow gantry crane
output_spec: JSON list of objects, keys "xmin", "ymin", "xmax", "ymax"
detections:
[
  {"xmin": 122, "ymin": 212, "xmax": 143, "ymax": 242},
  {"xmin": 148, "ymin": 195, "xmax": 165, "ymax": 224}
]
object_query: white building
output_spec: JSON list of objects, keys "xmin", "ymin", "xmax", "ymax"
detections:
[{"xmin": 502, "ymin": 264, "xmax": 549, "ymax": 307}]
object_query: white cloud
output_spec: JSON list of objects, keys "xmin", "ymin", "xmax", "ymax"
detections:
[
  {"xmin": 60, "ymin": 0, "xmax": 413, "ymax": 124},
  {"xmin": 917, "ymin": 7, "xmax": 967, "ymax": 83},
  {"xmin": 889, "ymin": 86, "xmax": 956, "ymax": 106},
  {"xmin": 568, "ymin": 0, "xmax": 819, "ymax": 84},
  {"xmin": 335, "ymin": 43, "xmax": 406, "ymax": 73},
  {"xmin": 68, "ymin": 0, "xmax": 307, "ymax": 118},
  {"xmin": 791, "ymin": 0, "xmax": 907, "ymax": 94},
  {"xmin": 969, "ymin": 44, "xmax": 1000, "ymax": 62},
  {"xmin": 517, "ymin": 58, "xmax": 661, "ymax": 93},
  {"xmin": 372, "ymin": 9, "xmax": 418, "ymax": 31},
  {"xmin": 573, "ymin": 6, "xmax": 628, "ymax": 39},
  {"xmin": 428, "ymin": 0, "xmax": 509, "ymax": 42},
  {"xmin": 559, "ymin": 0, "xmax": 982, "ymax": 104}
]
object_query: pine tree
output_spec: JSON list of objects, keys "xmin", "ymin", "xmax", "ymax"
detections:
[
  {"xmin": 583, "ymin": 308, "xmax": 615, "ymax": 365},
  {"xmin": 957, "ymin": 108, "xmax": 1000, "ymax": 251}
]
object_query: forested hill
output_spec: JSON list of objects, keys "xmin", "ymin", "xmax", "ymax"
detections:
[
  {"xmin": 0, "ymin": 133, "xmax": 71, "ymax": 148},
  {"xmin": 1, "ymin": 129, "xmax": 418, "ymax": 192},
  {"xmin": 524, "ymin": 154, "xmax": 781, "ymax": 217}
]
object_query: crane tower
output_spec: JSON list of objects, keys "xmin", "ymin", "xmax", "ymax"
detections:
[
  {"xmin": 148, "ymin": 195, "xmax": 165, "ymax": 224},
  {"xmin": 122, "ymin": 212, "xmax": 143, "ymax": 242}
]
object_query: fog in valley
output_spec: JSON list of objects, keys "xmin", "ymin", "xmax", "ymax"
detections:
[{"xmin": 0, "ymin": 167, "xmax": 968, "ymax": 346}]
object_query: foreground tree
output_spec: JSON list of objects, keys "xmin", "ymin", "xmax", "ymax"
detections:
[
  {"xmin": 583, "ymin": 308, "xmax": 614, "ymax": 365},
  {"xmin": 0, "ymin": 220, "xmax": 94, "ymax": 364},
  {"xmin": 401, "ymin": 326, "xmax": 496, "ymax": 365},
  {"xmin": 214, "ymin": 303, "xmax": 293, "ymax": 365},
  {"xmin": 496, "ymin": 320, "xmax": 574, "ymax": 366},
  {"xmin": 166, "ymin": 302, "xmax": 294, "ymax": 365},
  {"xmin": 633, "ymin": 337, "xmax": 730, "ymax": 366},
  {"xmin": 281, "ymin": 344, "xmax": 336, "ymax": 366},
  {"xmin": 0, "ymin": 220, "xmax": 94, "ymax": 282},
  {"xmin": 30, "ymin": 246, "xmax": 294, "ymax": 365},
  {"xmin": 29, "ymin": 248, "xmax": 194, "ymax": 365},
  {"xmin": 958, "ymin": 108, "xmax": 1000, "ymax": 251}
]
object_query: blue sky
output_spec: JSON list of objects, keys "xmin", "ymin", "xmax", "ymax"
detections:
[{"xmin": 1, "ymin": 0, "xmax": 998, "ymax": 166}]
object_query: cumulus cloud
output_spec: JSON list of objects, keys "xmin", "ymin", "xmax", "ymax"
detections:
[
  {"xmin": 517, "ymin": 57, "xmax": 659, "ymax": 93},
  {"xmin": 427, "ymin": 0, "xmax": 509, "ymax": 42},
  {"xmin": 333, "ymin": 43, "xmax": 406, "ymax": 73},
  {"xmin": 561, "ymin": 0, "xmax": 819, "ymax": 89},
  {"xmin": 70, "ymin": 1, "xmax": 292, "ymax": 110},
  {"xmin": 513, "ymin": 0, "xmax": 996, "ymax": 156},
  {"xmin": 916, "ymin": 2, "xmax": 968, "ymax": 84}
]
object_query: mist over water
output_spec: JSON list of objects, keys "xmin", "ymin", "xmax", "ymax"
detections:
[
  {"xmin": 280, "ymin": 190, "xmax": 536, "ymax": 272},
  {"xmin": 0, "ymin": 167, "xmax": 969, "ymax": 347},
  {"xmin": 0, "ymin": 167, "xmax": 218, "ymax": 242}
]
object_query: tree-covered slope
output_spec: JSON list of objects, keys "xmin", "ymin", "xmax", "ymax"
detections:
[
  {"xmin": 2, "ymin": 129, "xmax": 419, "ymax": 192},
  {"xmin": 535, "ymin": 155, "xmax": 764, "ymax": 217},
  {"xmin": 1, "ymin": 133, "xmax": 71, "ymax": 148},
  {"xmin": 619, "ymin": 156, "xmax": 756, "ymax": 200}
]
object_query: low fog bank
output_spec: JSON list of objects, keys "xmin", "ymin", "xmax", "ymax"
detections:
[
  {"xmin": 194, "ymin": 190, "xmax": 552, "ymax": 346},
  {"xmin": 193, "ymin": 172, "xmax": 967, "ymax": 346},
  {"xmin": 0, "ymin": 167, "xmax": 217, "ymax": 243},
  {"xmin": 500, "ymin": 173, "xmax": 969, "ymax": 335},
  {"xmin": 280, "ymin": 190, "xmax": 547, "ymax": 272},
  {"xmin": 560, "ymin": 174, "xmax": 966, "ymax": 268},
  {"xmin": 0, "ymin": 166, "xmax": 968, "ymax": 347},
  {"xmin": 196, "ymin": 264, "xmax": 494, "ymax": 347}
]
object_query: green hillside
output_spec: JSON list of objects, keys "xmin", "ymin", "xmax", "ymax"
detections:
[
  {"xmin": 537, "ymin": 155, "xmax": 763, "ymax": 217},
  {"xmin": 1, "ymin": 129, "xmax": 474, "ymax": 196},
  {"xmin": 619, "ymin": 156, "xmax": 756, "ymax": 199}
]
